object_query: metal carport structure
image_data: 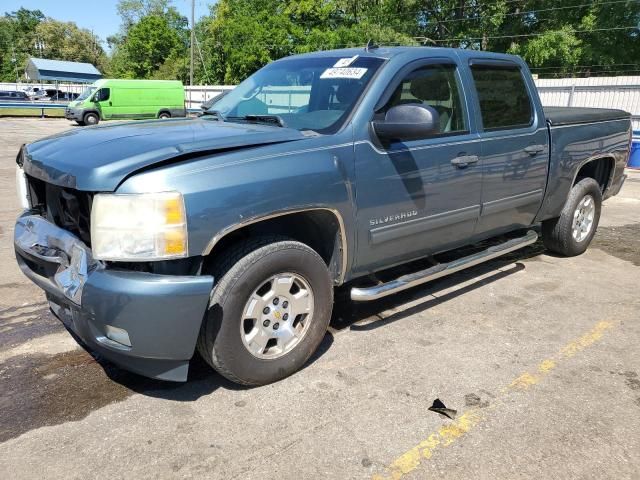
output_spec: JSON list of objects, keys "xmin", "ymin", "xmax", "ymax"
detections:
[{"xmin": 25, "ymin": 58, "xmax": 102, "ymax": 84}]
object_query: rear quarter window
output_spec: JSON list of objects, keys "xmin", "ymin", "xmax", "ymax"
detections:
[{"xmin": 471, "ymin": 65, "xmax": 533, "ymax": 131}]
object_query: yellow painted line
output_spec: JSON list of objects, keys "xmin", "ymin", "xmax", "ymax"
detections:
[
  {"xmin": 373, "ymin": 320, "xmax": 615, "ymax": 480},
  {"xmin": 561, "ymin": 320, "xmax": 613, "ymax": 358}
]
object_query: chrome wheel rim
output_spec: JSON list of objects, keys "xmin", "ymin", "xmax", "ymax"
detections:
[
  {"xmin": 572, "ymin": 194, "xmax": 595, "ymax": 242},
  {"xmin": 240, "ymin": 272, "xmax": 314, "ymax": 359}
]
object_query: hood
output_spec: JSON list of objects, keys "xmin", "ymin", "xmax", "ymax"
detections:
[{"xmin": 23, "ymin": 117, "xmax": 307, "ymax": 191}]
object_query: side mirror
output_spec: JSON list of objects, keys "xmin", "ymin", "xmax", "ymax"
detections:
[{"xmin": 372, "ymin": 104, "xmax": 440, "ymax": 142}]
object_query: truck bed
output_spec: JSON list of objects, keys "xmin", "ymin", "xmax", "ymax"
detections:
[{"xmin": 544, "ymin": 106, "xmax": 630, "ymax": 126}]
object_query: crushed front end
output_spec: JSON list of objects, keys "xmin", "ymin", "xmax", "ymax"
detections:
[{"xmin": 14, "ymin": 149, "xmax": 213, "ymax": 382}]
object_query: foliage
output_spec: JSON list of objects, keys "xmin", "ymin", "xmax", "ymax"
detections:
[
  {"xmin": 121, "ymin": 15, "xmax": 183, "ymax": 78},
  {"xmin": 35, "ymin": 20, "xmax": 108, "ymax": 71},
  {"xmin": 1, "ymin": 1, "xmax": 640, "ymax": 83},
  {"xmin": 195, "ymin": 0, "xmax": 640, "ymax": 83},
  {"xmin": 199, "ymin": 0, "xmax": 413, "ymax": 84},
  {"xmin": 0, "ymin": 7, "xmax": 108, "ymax": 82},
  {"xmin": 107, "ymin": 0, "xmax": 189, "ymax": 79}
]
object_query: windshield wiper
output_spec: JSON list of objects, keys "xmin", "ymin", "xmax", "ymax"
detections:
[
  {"xmin": 226, "ymin": 114, "xmax": 287, "ymax": 128},
  {"xmin": 201, "ymin": 109, "xmax": 225, "ymax": 121}
]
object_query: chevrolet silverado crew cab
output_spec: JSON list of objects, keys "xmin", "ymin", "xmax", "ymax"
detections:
[{"xmin": 14, "ymin": 47, "xmax": 631, "ymax": 385}]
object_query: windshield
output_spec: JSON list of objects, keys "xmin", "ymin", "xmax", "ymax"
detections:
[
  {"xmin": 76, "ymin": 86, "xmax": 96, "ymax": 101},
  {"xmin": 207, "ymin": 56, "xmax": 385, "ymax": 133}
]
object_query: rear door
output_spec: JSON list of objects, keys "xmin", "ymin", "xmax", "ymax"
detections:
[
  {"xmin": 468, "ymin": 59, "xmax": 549, "ymax": 236},
  {"xmin": 353, "ymin": 59, "xmax": 482, "ymax": 274}
]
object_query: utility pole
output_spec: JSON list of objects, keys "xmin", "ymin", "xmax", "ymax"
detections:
[{"xmin": 190, "ymin": 0, "xmax": 194, "ymax": 86}]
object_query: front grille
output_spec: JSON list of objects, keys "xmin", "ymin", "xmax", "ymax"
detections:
[{"xmin": 26, "ymin": 175, "xmax": 93, "ymax": 246}]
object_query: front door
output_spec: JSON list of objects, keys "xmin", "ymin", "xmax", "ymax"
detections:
[
  {"xmin": 353, "ymin": 62, "xmax": 482, "ymax": 275},
  {"xmin": 94, "ymin": 87, "xmax": 112, "ymax": 120}
]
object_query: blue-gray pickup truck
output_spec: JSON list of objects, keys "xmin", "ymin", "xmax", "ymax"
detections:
[{"xmin": 14, "ymin": 47, "xmax": 631, "ymax": 384}]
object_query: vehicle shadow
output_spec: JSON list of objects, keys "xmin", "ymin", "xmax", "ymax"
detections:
[
  {"xmin": 330, "ymin": 239, "xmax": 546, "ymax": 333},
  {"xmin": 98, "ymin": 239, "xmax": 546, "ymax": 401},
  {"xmin": 93, "ymin": 320, "xmax": 335, "ymax": 402}
]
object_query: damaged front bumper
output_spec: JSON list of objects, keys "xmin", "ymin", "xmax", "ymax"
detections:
[
  {"xmin": 14, "ymin": 213, "xmax": 214, "ymax": 381},
  {"xmin": 64, "ymin": 108, "xmax": 83, "ymax": 121}
]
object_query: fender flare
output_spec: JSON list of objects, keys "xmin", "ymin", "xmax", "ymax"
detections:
[{"xmin": 202, "ymin": 207, "xmax": 348, "ymax": 284}]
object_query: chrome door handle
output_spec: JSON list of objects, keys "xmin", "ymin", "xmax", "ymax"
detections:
[
  {"xmin": 451, "ymin": 155, "xmax": 479, "ymax": 168},
  {"xmin": 524, "ymin": 144, "xmax": 545, "ymax": 155}
]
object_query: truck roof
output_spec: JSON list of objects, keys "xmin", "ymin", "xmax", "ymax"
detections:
[
  {"xmin": 93, "ymin": 79, "xmax": 184, "ymax": 88},
  {"xmin": 280, "ymin": 46, "xmax": 524, "ymax": 64}
]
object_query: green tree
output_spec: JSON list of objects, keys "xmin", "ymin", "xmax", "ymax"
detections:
[
  {"xmin": 122, "ymin": 15, "xmax": 183, "ymax": 78},
  {"xmin": 200, "ymin": 0, "xmax": 412, "ymax": 84},
  {"xmin": 117, "ymin": 0, "xmax": 172, "ymax": 29},
  {"xmin": 0, "ymin": 8, "xmax": 44, "ymax": 81},
  {"xmin": 108, "ymin": 0, "xmax": 188, "ymax": 79},
  {"xmin": 35, "ymin": 20, "xmax": 108, "ymax": 72},
  {"xmin": 106, "ymin": 0, "xmax": 640, "ymax": 82}
]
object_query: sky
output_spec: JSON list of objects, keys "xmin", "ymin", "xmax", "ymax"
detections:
[{"xmin": 2, "ymin": 0, "xmax": 213, "ymax": 46}]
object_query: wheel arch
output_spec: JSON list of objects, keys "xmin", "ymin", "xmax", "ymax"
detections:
[
  {"xmin": 158, "ymin": 109, "xmax": 171, "ymax": 118},
  {"xmin": 572, "ymin": 154, "xmax": 616, "ymax": 193},
  {"xmin": 202, "ymin": 208, "xmax": 348, "ymax": 285}
]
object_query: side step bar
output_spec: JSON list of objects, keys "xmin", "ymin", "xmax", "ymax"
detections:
[{"xmin": 350, "ymin": 230, "xmax": 538, "ymax": 302}]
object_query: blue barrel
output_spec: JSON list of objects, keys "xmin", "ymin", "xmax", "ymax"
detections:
[{"xmin": 629, "ymin": 131, "xmax": 640, "ymax": 169}]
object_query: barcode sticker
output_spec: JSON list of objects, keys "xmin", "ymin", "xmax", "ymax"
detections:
[
  {"xmin": 333, "ymin": 56, "xmax": 359, "ymax": 68},
  {"xmin": 320, "ymin": 67, "xmax": 368, "ymax": 79}
]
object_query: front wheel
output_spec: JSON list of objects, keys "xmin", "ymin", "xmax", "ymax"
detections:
[
  {"xmin": 83, "ymin": 112, "xmax": 99, "ymax": 126},
  {"xmin": 542, "ymin": 177, "xmax": 602, "ymax": 256},
  {"xmin": 158, "ymin": 112, "xmax": 171, "ymax": 119},
  {"xmin": 197, "ymin": 238, "xmax": 333, "ymax": 385}
]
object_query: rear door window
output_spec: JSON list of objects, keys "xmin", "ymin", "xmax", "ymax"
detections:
[{"xmin": 470, "ymin": 65, "xmax": 533, "ymax": 131}]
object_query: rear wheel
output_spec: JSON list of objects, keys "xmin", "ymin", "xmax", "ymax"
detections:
[
  {"xmin": 83, "ymin": 112, "xmax": 99, "ymax": 126},
  {"xmin": 158, "ymin": 112, "xmax": 171, "ymax": 119},
  {"xmin": 542, "ymin": 177, "xmax": 602, "ymax": 256},
  {"xmin": 197, "ymin": 237, "xmax": 333, "ymax": 386}
]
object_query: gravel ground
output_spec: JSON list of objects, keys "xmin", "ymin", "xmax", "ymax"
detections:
[{"xmin": 1, "ymin": 118, "xmax": 639, "ymax": 480}]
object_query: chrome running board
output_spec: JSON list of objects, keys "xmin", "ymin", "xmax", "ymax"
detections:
[{"xmin": 350, "ymin": 230, "xmax": 538, "ymax": 301}]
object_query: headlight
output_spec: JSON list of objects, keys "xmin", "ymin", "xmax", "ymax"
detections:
[
  {"xmin": 16, "ymin": 166, "xmax": 30, "ymax": 209},
  {"xmin": 91, "ymin": 192, "xmax": 188, "ymax": 261}
]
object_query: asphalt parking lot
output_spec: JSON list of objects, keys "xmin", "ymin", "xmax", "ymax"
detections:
[{"xmin": 1, "ymin": 117, "xmax": 639, "ymax": 480}]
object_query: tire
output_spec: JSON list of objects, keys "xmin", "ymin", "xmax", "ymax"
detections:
[
  {"xmin": 542, "ymin": 177, "xmax": 602, "ymax": 256},
  {"xmin": 158, "ymin": 112, "xmax": 171, "ymax": 119},
  {"xmin": 197, "ymin": 237, "xmax": 333, "ymax": 386},
  {"xmin": 83, "ymin": 112, "xmax": 99, "ymax": 125}
]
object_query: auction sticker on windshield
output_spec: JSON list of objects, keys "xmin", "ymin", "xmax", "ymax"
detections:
[
  {"xmin": 320, "ymin": 67, "xmax": 368, "ymax": 79},
  {"xmin": 333, "ymin": 56, "xmax": 358, "ymax": 67}
]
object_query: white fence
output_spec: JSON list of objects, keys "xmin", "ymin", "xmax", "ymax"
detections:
[
  {"xmin": 535, "ymin": 76, "xmax": 640, "ymax": 130},
  {"xmin": 0, "ymin": 82, "xmax": 235, "ymax": 109},
  {"xmin": 3, "ymin": 77, "xmax": 640, "ymax": 129},
  {"xmin": 0, "ymin": 82, "xmax": 87, "ymax": 95},
  {"xmin": 184, "ymin": 85, "xmax": 234, "ymax": 109}
]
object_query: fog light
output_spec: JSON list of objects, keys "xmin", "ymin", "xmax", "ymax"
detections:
[{"xmin": 105, "ymin": 325, "xmax": 132, "ymax": 347}]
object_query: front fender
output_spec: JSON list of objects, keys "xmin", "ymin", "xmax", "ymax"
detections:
[{"xmin": 116, "ymin": 135, "xmax": 357, "ymax": 278}]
